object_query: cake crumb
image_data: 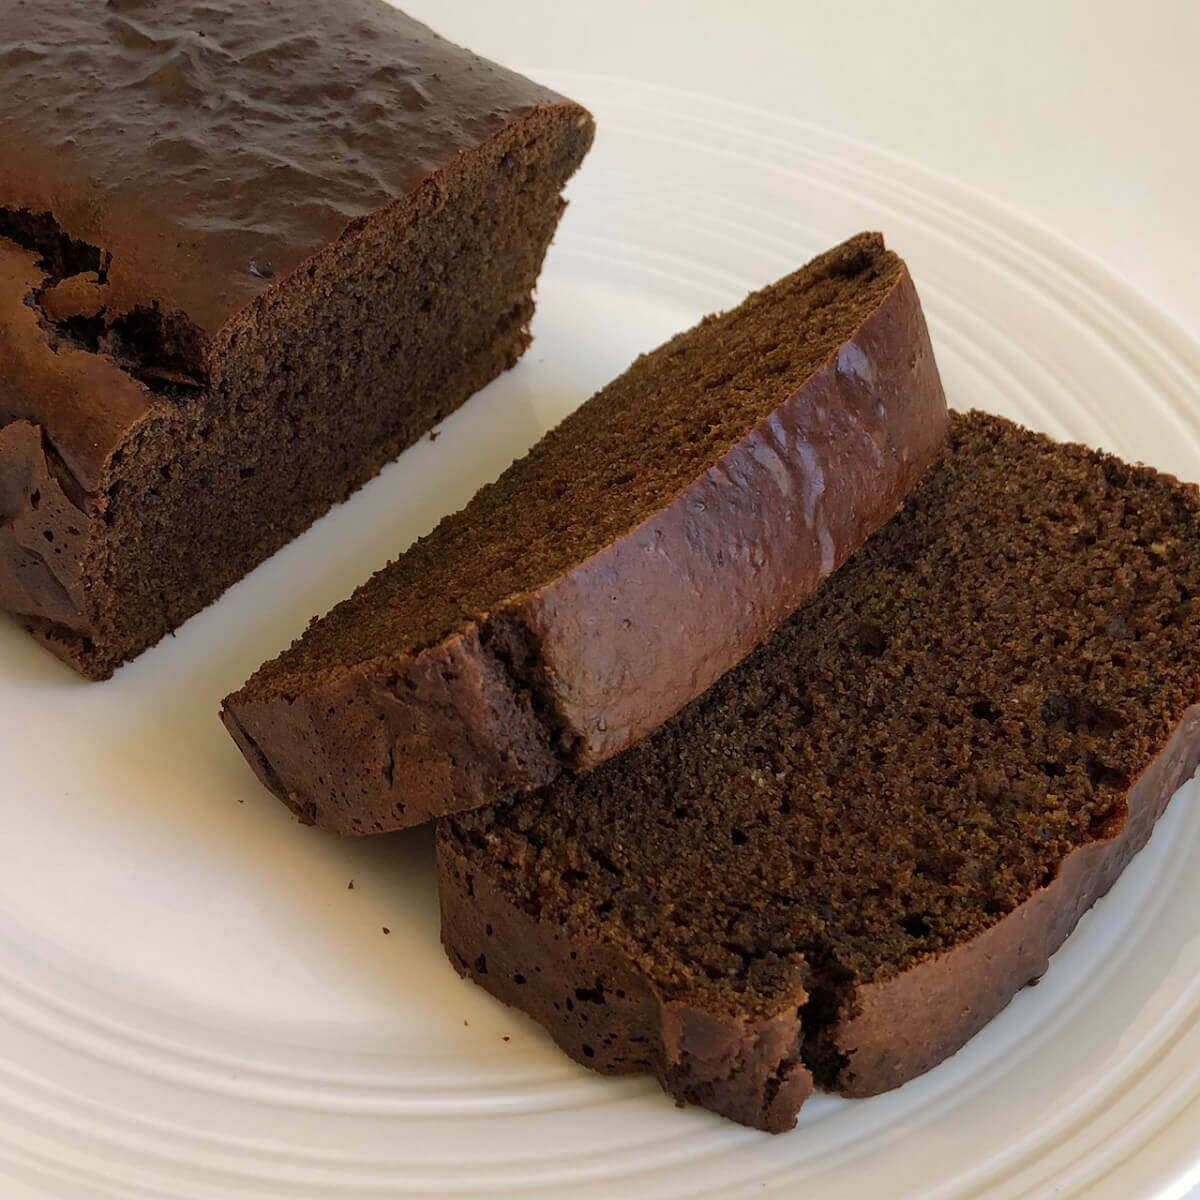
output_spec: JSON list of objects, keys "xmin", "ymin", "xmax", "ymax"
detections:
[
  {"xmin": 502, "ymin": 1035, "xmax": 510, "ymax": 1042},
  {"xmin": 382, "ymin": 926, "xmax": 390, "ymax": 934},
  {"xmin": 443, "ymin": 411, "xmax": 1200, "ymax": 1128},
  {"xmin": 347, "ymin": 880, "xmax": 355, "ymax": 890}
]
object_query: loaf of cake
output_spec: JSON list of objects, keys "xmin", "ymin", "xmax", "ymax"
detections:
[
  {"xmin": 438, "ymin": 412, "xmax": 1200, "ymax": 1131},
  {"xmin": 0, "ymin": 0, "xmax": 593, "ymax": 678},
  {"xmin": 222, "ymin": 234, "xmax": 949, "ymax": 833}
]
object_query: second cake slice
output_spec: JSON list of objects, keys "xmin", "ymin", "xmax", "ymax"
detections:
[
  {"xmin": 223, "ymin": 233, "xmax": 948, "ymax": 832},
  {"xmin": 439, "ymin": 412, "xmax": 1200, "ymax": 1130}
]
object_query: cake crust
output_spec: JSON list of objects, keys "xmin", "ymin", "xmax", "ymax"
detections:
[
  {"xmin": 438, "ymin": 829, "xmax": 816, "ymax": 1132},
  {"xmin": 0, "ymin": 0, "xmax": 574, "ymax": 346}
]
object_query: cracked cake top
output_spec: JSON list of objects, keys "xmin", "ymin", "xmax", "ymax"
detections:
[{"xmin": 0, "ymin": 0, "xmax": 567, "ymax": 350}]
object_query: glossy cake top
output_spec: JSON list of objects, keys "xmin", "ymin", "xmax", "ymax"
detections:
[{"xmin": 0, "ymin": 0, "xmax": 571, "ymax": 339}]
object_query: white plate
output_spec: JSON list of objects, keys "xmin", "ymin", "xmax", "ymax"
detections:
[{"xmin": 2, "ymin": 74, "xmax": 1199, "ymax": 1200}]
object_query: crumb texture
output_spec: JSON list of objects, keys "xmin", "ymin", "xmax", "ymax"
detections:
[{"xmin": 445, "ymin": 412, "xmax": 1200, "ymax": 1121}]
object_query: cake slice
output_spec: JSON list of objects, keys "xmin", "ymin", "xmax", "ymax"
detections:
[
  {"xmin": 438, "ymin": 412, "xmax": 1200, "ymax": 1131},
  {"xmin": 0, "ymin": 0, "xmax": 593, "ymax": 678},
  {"xmin": 222, "ymin": 234, "xmax": 949, "ymax": 833}
]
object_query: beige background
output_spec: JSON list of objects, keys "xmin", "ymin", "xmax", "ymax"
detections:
[{"xmin": 409, "ymin": 0, "xmax": 1200, "ymax": 340}]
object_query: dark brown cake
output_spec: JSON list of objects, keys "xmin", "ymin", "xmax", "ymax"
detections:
[
  {"xmin": 0, "ymin": 0, "xmax": 593, "ymax": 678},
  {"xmin": 439, "ymin": 412, "xmax": 1200, "ymax": 1131},
  {"xmin": 222, "ymin": 234, "xmax": 949, "ymax": 833}
]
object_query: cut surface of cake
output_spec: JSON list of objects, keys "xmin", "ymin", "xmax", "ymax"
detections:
[
  {"xmin": 439, "ymin": 411, "xmax": 1200, "ymax": 1131},
  {"xmin": 223, "ymin": 234, "xmax": 948, "ymax": 832}
]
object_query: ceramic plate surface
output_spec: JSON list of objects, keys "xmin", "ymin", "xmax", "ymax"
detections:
[{"xmin": 2, "ymin": 74, "xmax": 1199, "ymax": 1200}]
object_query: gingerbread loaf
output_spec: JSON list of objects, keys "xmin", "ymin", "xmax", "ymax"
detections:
[
  {"xmin": 0, "ymin": 0, "xmax": 593, "ymax": 678},
  {"xmin": 222, "ymin": 234, "xmax": 948, "ymax": 833},
  {"xmin": 439, "ymin": 412, "xmax": 1200, "ymax": 1130}
]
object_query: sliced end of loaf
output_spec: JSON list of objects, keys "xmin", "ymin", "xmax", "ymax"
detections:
[{"xmin": 0, "ymin": 102, "xmax": 592, "ymax": 678}]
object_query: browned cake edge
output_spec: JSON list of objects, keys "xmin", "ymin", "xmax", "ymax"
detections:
[
  {"xmin": 435, "ymin": 704, "xmax": 1200, "ymax": 1131},
  {"xmin": 824, "ymin": 703, "xmax": 1200, "ymax": 1096},
  {"xmin": 221, "ymin": 252, "xmax": 949, "ymax": 833},
  {"xmin": 436, "ymin": 819, "xmax": 816, "ymax": 1132}
]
